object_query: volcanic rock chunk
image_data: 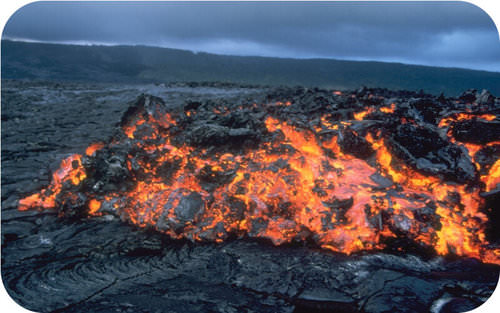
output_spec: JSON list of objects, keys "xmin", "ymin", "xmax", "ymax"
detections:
[
  {"xmin": 362, "ymin": 273, "xmax": 440, "ymax": 313},
  {"xmin": 188, "ymin": 123, "xmax": 257, "ymax": 147},
  {"xmin": 82, "ymin": 149, "xmax": 133, "ymax": 194},
  {"xmin": 58, "ymin": 192, "xmax": 88, "ymax": 217},
  {"xmin": 483, "ymin": 189, "xmax": 500, "ymax": 242},
  {"xmin": 248, "ymin": 217, "xmax": 269, "ymax": 238},
  {"xmin": 156, "ymin": 158, "xmax": 182, "ymax": 184},
  {"xmin": 322, "ymin": 197, "xmax": 353, "ymax": 225},
  {"xmin": 120, "ymin": 94, "xmax": 168, "ymax": 128},
  {"xmin": 391, "ymin": 124, "xmax": 475, "ymax": 183},
  {"xmin": 219, "ymin": 110, "xmax": 266, "ymax": 132},
  {"xmin": 409, "ymin": 98, "xmax": 444, "ymax": 124},
  {"xmin": 156, "ymin": 191, "xmax": 205, "ymax": 234},
  {"xmin": 296, "ymin": 93, "xmax": 332, "ymax": 113},
  {"xmin": 451, "ymin": 119, "xmax": 500, "ymax": 144},
  {"xmin": 184, "ymin": 100, "xmax": 202, "ymax": 111},
  {"xmin": 174, "ymin": 192, "xmax": 205, "ymax": 224},
  {"xmin": 459, "ymin": 89, "xmax": 477, "ymax": 103},
  {"xmin": 456, "ymin": 89, "xmax": 496, "ymax": 107},
  {"xmin": 437, "ymin": 92, "xmax": 447, "ymax": 105},
  {"xmin": 337, "ymin": 127, "xmax": 374, "ymax": 159},
  {"xmin": 369, "ymin": 173, "xmax": 393, "ymax": 189},
  {"xmin": 322, "ymin": 197, "xmax": 354, "ymax": 210},
  {"xmin": 476, "ymin": 89, "xmax": 495, "ymax": 106},
  {"xmin": 197, "ymin": 165, "xmax": 236, "ymax": 192},
  {"xmin": 474, "ymin": 144, "xmax": 500, "ymax": 176},
  {"xmin": 356, "ymin": 86, "xmax": 368, "ymax": 97},
  {"xmin": 227, "ymin": 196, "xmax": 247, "ymax": 222},
  {"xmin": 391, "ymin": 214, "xmax": 412, "ymax": 233},
  {"xmin": 413, "ymin": 205, "xmax": 440, "ymax": 228},
  {"xmin": 197, "ymin": 221, "xmax": 226, "ymax": 241},
  {"xmin": 322, "ymin": 109, "xmax": 353, "ymax": 122}
]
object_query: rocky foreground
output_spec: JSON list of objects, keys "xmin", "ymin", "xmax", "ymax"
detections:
[{"xmin": 2, "ymin": 80, "xmax": 499, "ymax": 313}]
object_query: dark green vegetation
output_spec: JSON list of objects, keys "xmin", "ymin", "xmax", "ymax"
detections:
[{"xmin": 2, "ymin": 39, "xmax": 500, "ymax": 95}]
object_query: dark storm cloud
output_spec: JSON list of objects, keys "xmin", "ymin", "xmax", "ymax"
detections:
[{"xmin": 3, "ymin": 1, "xmax": 500, "ymax": 71}]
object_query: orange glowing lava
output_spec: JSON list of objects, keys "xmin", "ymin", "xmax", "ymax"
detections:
[
  {"xmin": 438, "ymin": 113, "xmax": 496, "ymax": 128},
  {"xmin": 86, "ymin": 142, "xmax": 105, "ymax": 156},
  {"xmin": 19, "ymin": 154, "xmax": 86, "ymax": 210},
  {"xmin": 18, "ymin": 97, "xmax": 500, "ymax": 264},
  {"xmin": 354, "ymin": 107, "xmax": 375, "ymax": 121},
  {"xmin": 379, "ymin": 103, "xmax": 396, "ymax": 114},
  {"xmin": 482, "ymin": 159, "xmax": 500, "ymax": 192}
]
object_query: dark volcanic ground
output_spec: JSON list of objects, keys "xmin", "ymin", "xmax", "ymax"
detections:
[{"xmin": 1, "ymin": 80, "xmax": 499, "ymax": 313}]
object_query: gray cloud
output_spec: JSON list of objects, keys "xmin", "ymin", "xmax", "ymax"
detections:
[{"xmin": 3, "ymin": 1, "xmax": 500, "ymax": 71}]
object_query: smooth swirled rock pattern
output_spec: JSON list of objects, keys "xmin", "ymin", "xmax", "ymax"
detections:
[{"xmin": 2, "ymin": 80, "xmax": 498, "ymax": 313}]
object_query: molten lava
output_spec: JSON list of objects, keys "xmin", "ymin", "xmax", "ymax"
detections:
[{"xmin": 18, "ymin": 94, "xmax": 500, "ymax": 264}]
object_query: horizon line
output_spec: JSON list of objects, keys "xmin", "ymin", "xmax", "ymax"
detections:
[{"xmin": 3, "ymin": 36, "xmax": 499, "ymax": 74}]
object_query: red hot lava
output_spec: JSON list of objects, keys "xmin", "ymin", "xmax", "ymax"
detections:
[{"xmin": 19, "ymin": 94, "xmax": 500, "ymax": 264}]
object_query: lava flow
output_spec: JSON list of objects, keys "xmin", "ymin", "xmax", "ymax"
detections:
[{"xmin": 19, "ymin": 91, "xmax": 500, "ymax": 264}]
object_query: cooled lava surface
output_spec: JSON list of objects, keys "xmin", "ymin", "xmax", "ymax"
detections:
[{"xmin": 2, "ymin": 80, "xmax": 499, "ymax": 313}]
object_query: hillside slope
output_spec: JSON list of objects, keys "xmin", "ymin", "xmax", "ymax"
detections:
[{"xmin": 2, "ymin": 40, "xmax": 500, "ymax": 95}]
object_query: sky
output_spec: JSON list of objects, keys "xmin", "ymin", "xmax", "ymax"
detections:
[{"xmin": 2, "ymin": 1, "xmax": 500, "ymax": 72}]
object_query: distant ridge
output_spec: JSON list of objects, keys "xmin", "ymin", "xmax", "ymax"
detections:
[{"xmin": 2, "ymin": 39, "xmax": 500, "ymax": 96}]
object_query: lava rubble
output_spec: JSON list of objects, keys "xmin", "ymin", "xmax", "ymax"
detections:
[
  {"xmin": 18, "ymin": 86, "xmax": 500, "ymax": 263},
  {"xmin": 3, "ymin": 81, "xmax": 500, "ymax": 313}
]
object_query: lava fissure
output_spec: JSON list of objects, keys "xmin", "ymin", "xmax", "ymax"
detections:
[{"xmin": 19, "ymin": 88, "xmax": 500, "ymax": 264}]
